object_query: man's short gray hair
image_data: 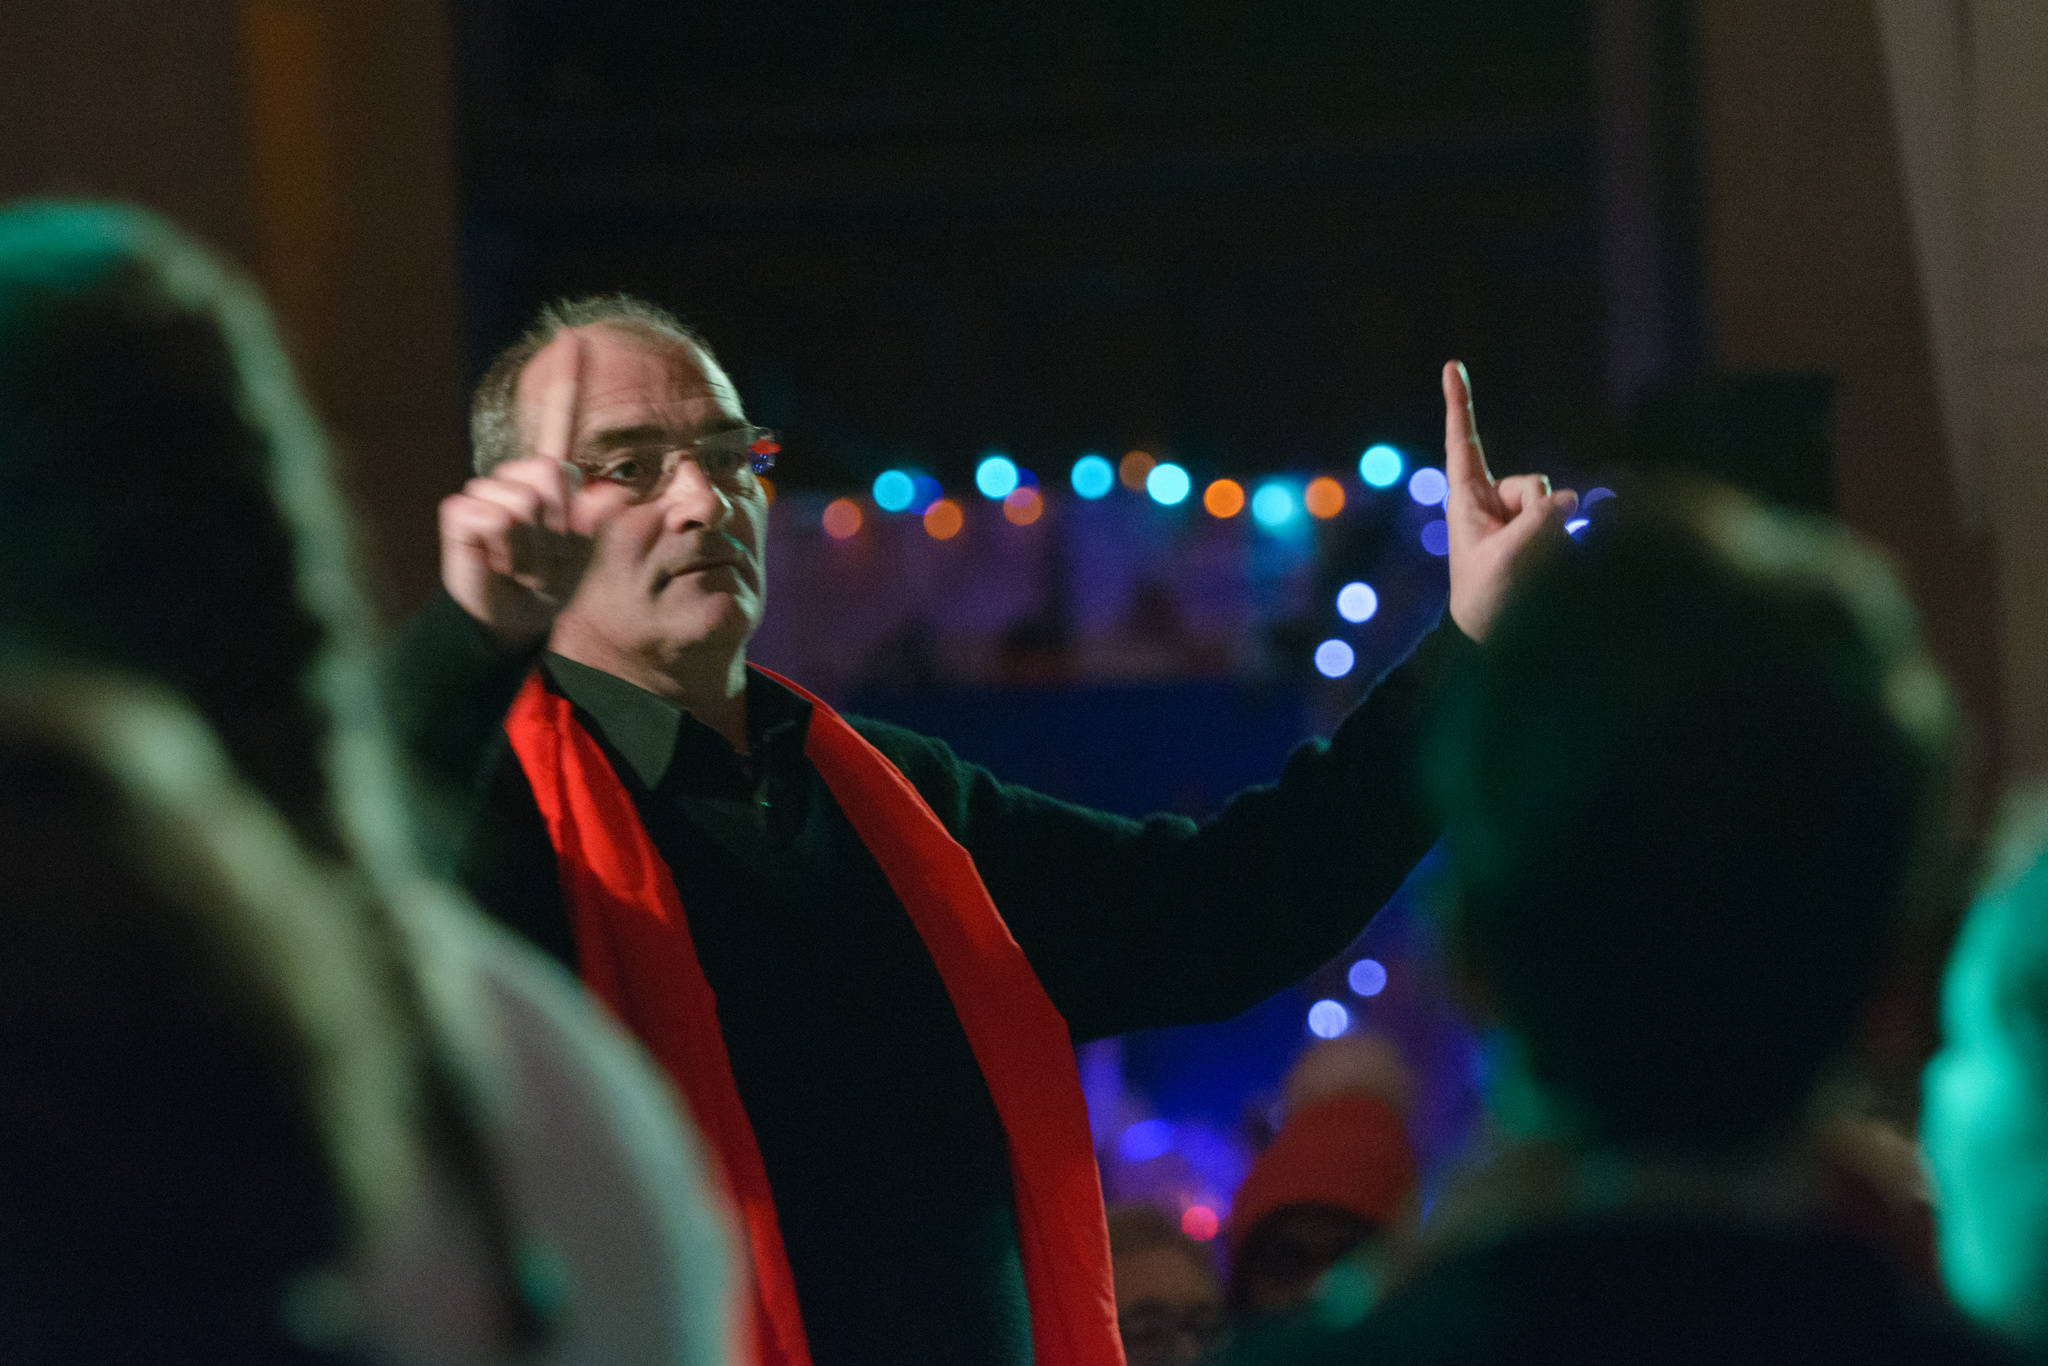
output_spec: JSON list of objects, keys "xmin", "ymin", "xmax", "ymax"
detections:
[{"xmin": 469, "ymin": 295, "xmax": 715, "ymax": 476}]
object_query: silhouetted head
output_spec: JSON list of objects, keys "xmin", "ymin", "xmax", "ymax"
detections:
[
  {"xmin": 0, "ymin": 200, "xmax": 386, "ymax": 864},
  {"xmin": 1427, "ymin": 482, "xmax": 1956, "ymax": 1151},
  {"xmin": 0, "ymin": 200, "xmax": 543, "ymax": 1351}
]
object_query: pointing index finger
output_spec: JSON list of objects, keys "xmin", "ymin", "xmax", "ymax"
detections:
[
  {"xmin": 528, "ymin": 329, "xmax": 588, "ymax": 468},
  {"xmin": 1443, "ymin": 359, "xmax": 1494, "ymax": 492}
]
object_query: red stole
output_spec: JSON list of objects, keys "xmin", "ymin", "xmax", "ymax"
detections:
[{"xmin": 503, "ymin": 668, "xmax": 1122, "ymax": 1366}]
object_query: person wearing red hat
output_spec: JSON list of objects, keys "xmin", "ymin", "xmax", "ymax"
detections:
[{"xmin": 1227, "ymin": 1036, "xmax": 1421, "ymax": 1321}]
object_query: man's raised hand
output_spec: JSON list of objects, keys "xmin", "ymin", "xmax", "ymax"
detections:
[
  {"xmin": 438, "ymin": 331, "xmax": 627, "ymax": 649},
  {"xmin": 1442, "ymin": 360, "xmax": 1578, "ymax": 641}
]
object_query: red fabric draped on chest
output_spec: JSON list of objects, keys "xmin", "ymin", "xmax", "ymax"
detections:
[{"xmin": 503, "ymin": 668, "xmax": 1123, "ymax": 1366}]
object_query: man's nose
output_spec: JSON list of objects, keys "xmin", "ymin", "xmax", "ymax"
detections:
[{"xmin": 657, "ymin": 457, "xmax": 730, "ymax": 532}]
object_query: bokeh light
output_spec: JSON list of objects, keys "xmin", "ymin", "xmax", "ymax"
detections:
[
  {"xmin": 1565, "ymin": 517, "xmax": 1590, "ymax": 538},
  {"xmin": 1181, "ymin": 1206, "xmax": 1220, "ymax": 1241},
  {"xmin": 1359, "ymin": 444, "xmax": 1404, "ymax": 488},
  {"xmin": 757, "ymin": 475, "xmax": 776, "ymax": 503},
  {"xmin": 1003, "ymin": 487, "xmax": 1044, "ymax": 525},
  {"xmin": 910, "ymin": 474, "xmax": 943, "ymax": 512},
  {"xmin": 822, "ymin": 498, "xmax": 863, "ymax": 539},
  {"xmin": 1408, "ymin": 467, "xmax": 1449, "ymax": 506},
  {"xmin": 1307, "ymin": 999, "xmax": 1351, "ymax": 1039},
  {"xmin": 1071, "ymin": 454, "xmax": 1114, "ymax": 499},
  {"xmin": 976, "ymin": 454, "xmax": 1019, "ymax": 500},
  {"xmin": 1420, "ymin": 520, "xmax": 1450, "ymax": 556},
  {"xmin": 1119, "ymin": 1119, "xmax": 1174, "ymax": 1162},
  {"xmin": 1146, "ymin": 462, "xmax": 1191, "ymax": 506},
  {"xmin": 1203, "ymin": 478, "xmax": 1245, "ymax": 518},
  {"xmin": 1304, "ymin": 476, "xmax": 1346, "ymax": 519},
  {"xmin": 1120, "ymin": 450, "xmax": 1155, "ymax": 491},
  {"xmin": 924, "ymin": 498, "xmax": 964, "ymax": 540},
  {"xmin": 1313, "ymin": 639, "xmax": 1355, "ymax": 678},
  {"xmin": 1582, "ymin": 486, "xmax": 1616, "ymax": 509},
  {"xmin": 1251, "ymin": 482, "xmax": 1298, "ymax": 528},
  {"xmin": 1336, "ymin": 582, "xmax": 1379, "ymax": 623},
  {"xmin": 1348, "ymin": 958, "xmax": 1388, "ymax": 997},
  {"xmin": 872, "ymin": 469, "xmax": 914, "ymax": 512}
]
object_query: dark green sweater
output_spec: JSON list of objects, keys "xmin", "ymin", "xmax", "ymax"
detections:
[{"xmin": 385, "ymin": 592, "xmax": 1470, "ymax": 1366}]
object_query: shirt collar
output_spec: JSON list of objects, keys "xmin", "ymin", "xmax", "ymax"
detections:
[{"xmin": 541, "ymin": 654, "xmax": 813, "ymax": 791}]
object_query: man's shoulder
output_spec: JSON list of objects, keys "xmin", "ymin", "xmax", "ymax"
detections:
[{"xmin": 842, "ymin": 714, "xmax": 967, "ymax": 783}]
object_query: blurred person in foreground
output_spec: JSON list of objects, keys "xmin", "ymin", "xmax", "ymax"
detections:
[
  {"xmin": 0, "ymin": 200, "xmax": 735, "ymax": 1364},
  {"xmin": 1108, "ymin": 1205, "xmax": 1228, "ymax": 1366},
  {"xmin": 1226, "ymin": 1034, "xmax": 1420, "ymax": 1332},
  {"xmin": 1925, "ymin": 789, "xmax": 2048, "ymax": 1357},
  {"xmin": 1, "ymin": 671, "xmax": 465, "ymax": 1362},
  {"xmin": 1224, "ymin": 485, "xmax": 2011, "ymax": 1364},
  {"xmin": 387, "ymin": 288, "xmax": 1576, "ymax": 1366}
]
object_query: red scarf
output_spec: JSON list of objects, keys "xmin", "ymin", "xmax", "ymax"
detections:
[{"xmin": 504, "ymin": 668, "xmax": 1122, "ymax": 1366}]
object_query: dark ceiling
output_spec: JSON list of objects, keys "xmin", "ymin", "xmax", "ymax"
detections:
[{"xmin": 456, "ymin": 1, "xmax": 1601, "ymax": 492}]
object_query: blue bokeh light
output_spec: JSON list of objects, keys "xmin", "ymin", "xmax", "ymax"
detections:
[
  {"xmin": 1251, "ymin": 482, "xmax": 1298, "ymax": 528},
  {"xmin": 1070, "ymin": 454, "xmax": 1114, "ymax": 499},
  {"xmin": 1307, "ymin": 1000, "xmax": 1351, "ymax": 1039},
  {"xmin": 1314, "ymin": 640, "xmax": 1356, "ymax": 678},
  {"xmin": 1348, "ymin": 958, "xmax": 1388, "ymax": 997},
  {"xmin": 910, "ymin": 475, "xmax": 943, "ymax": 512},
  {"xmin": 872, "ymin": 470, "xmax": 915, "ymax": 512},
  {"xmin": 1147, "ymin": 462, "xmax": 1192, "ymax": 505},
  {"xmin": 1565, "ymin": 517, "xmax": 1590, "ymax": 538},
  {"xmin": 1421, "ymin": 520, "xmax": 1450, "ymax": 557},
  {"xmin": 976, "ymin": 454, "xmax": 1019, "ymax": 500},
  {"xmin": 1582, "ymin": 486, "xmax": 1616, "ymax": 509},
  {"xmin": 1336, "ymin": 582, "xmax": 1378, "ymax": 623},
  {"xmin": 1118, "ymin": 1119, "xmax": 1175, "ymax": 1163},
  {"xmin": 1359, "ymin": 444, "xmax": 1404, "ymax": 488},
  {"xmin": 1408, "ymin": 467, "xmax": 1449, "ymax": 507}
]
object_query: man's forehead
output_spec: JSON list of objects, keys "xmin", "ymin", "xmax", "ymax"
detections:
[{"xmin": 519, "ymin": 323, "xmax": 741, "ymax": 427}]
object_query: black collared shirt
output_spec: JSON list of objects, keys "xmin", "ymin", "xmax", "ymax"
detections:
[{"xmin": 387, "ymin": 590, "xmax": 1472, "ymax": 1366}]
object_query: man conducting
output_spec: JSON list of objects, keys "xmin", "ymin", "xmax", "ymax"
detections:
[{"xmin": 389, "ymin": 296, "xmax": 1574, "ymax": 1366}]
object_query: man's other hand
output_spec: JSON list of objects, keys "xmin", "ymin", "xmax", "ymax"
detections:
[
  {"xmin": 1442, "ymin": 360, "xmax": 1578, "ymax": 641},
  {"xmin": 438, "ymin": 332, "xmax": 628, "ymax": 649}
]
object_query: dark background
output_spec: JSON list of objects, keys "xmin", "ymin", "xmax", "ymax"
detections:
[{"xmin": 453, "ymin": 1, "xmax": 1700, "ymax": 498}]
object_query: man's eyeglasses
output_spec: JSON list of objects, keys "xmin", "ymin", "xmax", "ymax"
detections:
[{"xmin": 573, "ymin": 426, "xmax": 779, "ymax": 502}]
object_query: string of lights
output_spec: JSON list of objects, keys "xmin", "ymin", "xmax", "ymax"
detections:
[
  {"xmin": 778, "ymin": 442, "xmax": 1473, "ymax": 686},
  {"xmin": 801, "ymin": 447, "xmax": 1453, "ymax": 545}
]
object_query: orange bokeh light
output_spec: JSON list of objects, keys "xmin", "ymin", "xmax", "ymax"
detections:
[
  {"xmin": 821, "ymin": 497, "xmax": 862, "ymax": 539},
  {"xmin": 757, "ymin": 474, "xmax": 776, "ymax": 503},
  {"xmin": 1119, "ymin": 450, "xmax": 1155, "ymax": 491},
  {"xmin": 1203, "ymin": 478, "xmax": 1245, "ymax": 518},
  {"xmin": 1002, "ymin": 487, "xmax": 1043, "ymax": 525},
  {"xmin": 923, "ymin": 497, "xmax": 964, "ymax": 540},
  {"xmin": 1304, "ymin": 476, "xmax": 1346, "ymax": 519}
]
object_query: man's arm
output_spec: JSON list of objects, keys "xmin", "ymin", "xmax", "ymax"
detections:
[
  {"xmin": 864, "ymin": 617, "xmax": 1474, "ymax": 1042},
  {"xmin": 379, "ymin": 331, "xmax": 619, "ymax": 965},
  {"xmin": 867, "ymin": 362, "xmax": 1572, "ymax": 1041},
  {"xmin": 383, "ymin": 588, "xmax": 547, "ymax": 811}
]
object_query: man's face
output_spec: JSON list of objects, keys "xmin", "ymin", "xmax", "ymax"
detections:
[
  {"xmin": 1113, "ymin": 1246, "xmax": 1225, "ymax": 1366},
  {"xmin": 1923, "ymin": 887, "xmax": 2048, "ymax": 1344},
  {"xmin": 526, "ymin": 324, "xmax": 767, "ymax": 680}
]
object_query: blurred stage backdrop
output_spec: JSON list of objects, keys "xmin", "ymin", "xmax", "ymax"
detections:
[{"xmin": 450, "ymin": 0, "xmax": 1652, "ymax": 1229}]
